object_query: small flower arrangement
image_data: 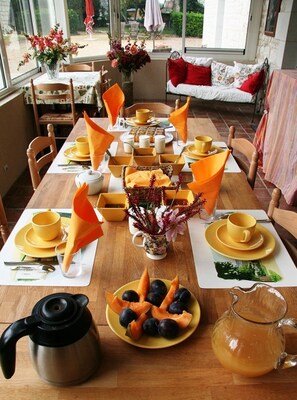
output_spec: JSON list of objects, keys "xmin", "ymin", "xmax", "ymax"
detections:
[
  {"xmin": 126, "ymin": 175, "xmax": 205, "ymax": 242},
  {"xmin": 18, "ymin": 23, "xmax": 86, "ymax": 69},
  {"xmin": 106, "ymin": 38, "xmax": 151, "ymax": 75}
]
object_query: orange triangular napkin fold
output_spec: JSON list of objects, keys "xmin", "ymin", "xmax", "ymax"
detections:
[
  {"xmin": 62, "ymin": 183, "xmax": 104, "ymax": 271},
  {"xmin": 187, "ymin": 150, "xmax": 231, "ymax": 214},
  {"xmin": 84, "ymin": 112, "xmax": 114, "ymax": 170},
  {"xmin": 102, "ymin": 83, "xmax": 125, "ymax": 127},
  {"xmin": 169, "ymin": 96, "xmax": 191, "ymax": 143}
]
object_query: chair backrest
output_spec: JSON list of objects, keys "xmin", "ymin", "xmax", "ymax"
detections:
[
  {"xmin": 27, "ymin": 124, "xmax": 57, "ymax": 191},
  {"xmin": 0, "ymin": 195, "xmax": 9, "ymax": 244},
  {"xmin": 267, "ymin": 188, "xmax": 297, "ymax": 265},
  {"xmin": 227, "ymin": 125, "xmax": 259, "ymax": 189},
  {"xmin": 30, "ymin": 79, "xmax": 76, "ymax": 135},
  {"xmin": 99, "ymin": 65, "xmax": 111, "ymax": 116},
  {"xmin": 129, "ymin": 21, "xmax": 139, "ymax": 39},
  {"xmin": 123, "ymin": 99, "xmax": 180, "ymax": 118},
  {"xmin": 61, "ymin": 63, "xmax": 94, "ymax": 72}
]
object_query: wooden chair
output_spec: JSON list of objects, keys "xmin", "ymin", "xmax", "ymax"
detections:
[
  {"xmin": 30, "ymin": 78, "xmax": 80, "ymax": 136},
  {"xmin": 0, "ymin": 195, "xmax": 9, "ymax": 244},
  {"xmin": 61, "ymin": 63, "xmax": 94, "ymax": 72},
  {"xmin": 267, "ymin": 187, "xmax": 297, "ymax": 265},
  {"xmin": 122, "ymin": 99, "xmax": 180, "ymax": 118},
  {"xmin": 27, "ymin": 124, "xmax": 57, "ymax": 191},
  {"xmin": 227, "ymin": 126, "xmax": 259, "ymax": 189}
]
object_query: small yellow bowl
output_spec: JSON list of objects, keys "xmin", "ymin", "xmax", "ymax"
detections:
[
  {"xmin": 163, "ymin": 189, "xmax": 195, "ymax": 209},
  {"xmin": 108, "ymin": 156, "xmax": 133, "ymax": 177},
  {"xmin": 133, "ymin": 147, "xmax": 156, "ymax": 166},
  {"xmin": 96, "ymin": 193, "xmax": 128, "ymax": 221},
  {"xmin": 159, "ymin": 154, "xmax": 185, "ymax": 175}
]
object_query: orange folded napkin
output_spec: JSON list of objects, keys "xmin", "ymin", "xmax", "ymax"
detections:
[
  {"xmin": 84, "ymin": 112, "xmax": 114, "ymax": 170},
  {"xmin": 125, "ymin": 168, "xmax": 172, "ymax": 188},
  {"xmin": 102, "ymin": 83, "xmax": 125, "ymax": 127},
  {"xmin": 187, "ymin": 150, "xmax": 231, "ymax": 214},
  {"xmin": 63, "ymin": 183, "xmax": 104, "ymax": 271},
  {"xmin": 169, "ymin": 96, "xmax": 191, "ymax": 143}
]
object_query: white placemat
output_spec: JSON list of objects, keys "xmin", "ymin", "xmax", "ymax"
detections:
[
  {"xmin": 48, "ymin": 142, "xmax": 118, "ymax": 174},
  {"xmin": 0, "ymin": 209, "xmax": 98, "ymax": 287},
  {"xmin": 173, "ymin": 141, "xmax": 241, "ymax": 173},
  {"xmin": 188, "ymin": 209, "xmax": 297, "ymax": 288}
]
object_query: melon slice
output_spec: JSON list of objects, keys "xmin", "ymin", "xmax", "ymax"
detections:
[
  {"xmin": 105, "ymin": 291, "xmax": 151, "ymax": 316},
  {"xmin": 136, "ymin": 267, "xmax": 150, "ymax": 302},
  {"xmin": 159, "ymin": 275, "xmax": 179, "ymax": 310},
  {"xmin": 151, "ymin": 305, "xmax": 192, "ymax": 329},
  {"xmin": 126, "ymin": 312, "xmax": 148, "ymax": 341}
]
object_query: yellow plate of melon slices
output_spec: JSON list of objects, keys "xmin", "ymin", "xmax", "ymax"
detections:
[{"xmin": 105, "ymin": 278, "xmax": 201, "ymax": 349}]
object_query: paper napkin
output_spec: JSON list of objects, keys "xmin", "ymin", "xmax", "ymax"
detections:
[
  {"xmin": 188, "ymin": 150, "xmax": 231, "ymax": 214},
  {"xmin": 84, "ymin": 112, "xmax": 114, "ymax": 170},
  {"xmin": 169, "ymin": 96, "xmax": 191, "ymax": 143},
  {"xmin": 63, "ymin": 183, "xmax": 104, "ymax": 271},
  {"xmin": 102, "ymin": 83, "xmax": 125, "ymax": 127}
]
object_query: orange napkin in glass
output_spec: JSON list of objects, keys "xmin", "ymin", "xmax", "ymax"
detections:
[
  {"xmin": 125, "ymin": 168, "xmax": 172, "ymax": 188},
  {"xmin": 102, "ymin": 83, "xmax": 125, "ymax": 127},
  {"xmin": 62, "ymin": 183, "xmax": 104, "ymax": 271},
  {"xmin": 187, "ymin": 150, "xmax": 231, "ymax": 214},
  {"xmin": 84, "ymin": 112, "xmax": 114, "ymax": 170},
  {"xmin": 169, "ymin": 96, "xmax": 191, "ymax": 143}
]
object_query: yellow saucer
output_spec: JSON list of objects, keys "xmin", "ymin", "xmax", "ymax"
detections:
[
  {"xmin": 205, "ymin": 220, "xmax": 275, "ymax": 261},
  {"xmin": 15, "ymin": 218, "xmax": 70, "ymax": 257},
  {"xmin": 126, "ymin": 117, "xmax": 159, "ymax": 127},
  {"xmin": 185, "ymin": 144, "xmax": 221, "ymax": 160},
  {"xmin": 106, "ymin": 279, "xmax": 200, "ymax": 349},
  {"xmin": 64, "ymin": 146, "xmax": 91, "ymax": 161},
  {"xmin": 25, "ymin": 227, "xmax": 65, "ymax": 249},
  {"xmin": 216, "ymin": 223, "xmax": 264, "ymax": 251}
]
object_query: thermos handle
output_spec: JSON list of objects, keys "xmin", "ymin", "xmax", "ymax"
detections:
[{"xmin": 0, "ymin": 315, "xmax": 39, "ymax": 379}]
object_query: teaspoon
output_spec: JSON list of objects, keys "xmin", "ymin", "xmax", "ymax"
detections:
[{"xmin": 10, "ymin": 264, "xmax": 56, "ymax": 273}]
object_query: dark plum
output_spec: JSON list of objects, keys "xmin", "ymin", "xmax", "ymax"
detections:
[
  {"xmin": 143, "ymin": 318, "xmax": 160, "ymax": 336},
  {"xmin": 146, "ymin": 292, "xmax": 163, "ymax": 307},
  {"xmin": 150, "ymin": 279, "xmax": 167, "ymax": 296},
  {"xmin": 119, "ymin": 308, "xmax": 137, "ymax": 328},
  {"xmin": 158, "ymin": 319, "xmax": 179, "ymax": 339},
  {"xmin": 168, "ymin": 300, "xmax": 187, "ymax": 314},
  {"xmin": 122, "ymin": 289, "xmax": 139, "ymax": 302},
  {"xmin": 173, "ymin": 287, "xmax": 191, "ymax": 304}
]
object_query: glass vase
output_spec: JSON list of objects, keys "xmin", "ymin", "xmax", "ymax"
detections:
[{"xmin": 44, "ymin": 61, "xmax": 60, "ymax": 80}]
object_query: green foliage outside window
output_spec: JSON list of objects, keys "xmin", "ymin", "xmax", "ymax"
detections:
[{"xmin": 171, "ymin": 11, "xmax": 203, "ymax": 37}]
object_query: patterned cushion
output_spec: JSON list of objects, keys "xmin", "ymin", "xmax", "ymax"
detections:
[
  {"xmin": 233, "ymin": 61, "xmax": 263, "ymax": 88},
  {"xmin": 211, "ymin": 61, "xmax": 236, "ymax": 87}
]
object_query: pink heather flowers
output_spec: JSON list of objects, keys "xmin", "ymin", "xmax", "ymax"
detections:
[
  {"xmin": 18, "ymin": 23, "xmax": 86, "ymax": 69},
  {"xmin": 126, "ymin": 175, "xmax": 205, "ymax": 242},
  {"xmin": 106, "ymin": 39, "xmax": 151, "ymax": 74}
]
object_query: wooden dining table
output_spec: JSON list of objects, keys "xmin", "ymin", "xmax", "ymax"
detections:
[{"xmin": 1, "ymin": 117, "xmax": 297, "ymax": 399}]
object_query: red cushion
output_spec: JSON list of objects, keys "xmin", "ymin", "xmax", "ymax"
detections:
[
  {"xmin": 239, "ymin": 69, "xmax": 265, "ymax": 95},
  {"xmin": 168, "ymin": 58, "xmax": 187, "ymax": 86},
  {"xmin": 184, "ymin": 64, "xmax": 211, "ymax": 86}
]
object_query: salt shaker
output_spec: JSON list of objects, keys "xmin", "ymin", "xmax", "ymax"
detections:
[
  {"xmin": 139, "ymin": 135, "xmax": 150, "ymax": 148},
  {"xmin": 123, "ymin": 135, "xmax": 134, "ymax": 153},
  {"xmin": 154, "ymin": 135, "xmax": 166, "ymax": 153}
]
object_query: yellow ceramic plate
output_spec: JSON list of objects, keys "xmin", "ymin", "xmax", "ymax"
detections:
[
  {"xmin": 126, "ymin": 117, "xmax": 160, "ymax": 127},
  {"xmin": 106, "ymin": 279, "xmax": 201, "ymax": 349},
  {"xmin": 205, "ymin": 220, "xmax": 275, "ymax": 260},
  {"xmin": 64, "ymin": 146, "xmax": 91, "ymax": 162},
  {"xmin": 24, "ymin": 217, "xmax": 70, "ymax": 249},
  {"xmin": 14, "ymin": 218, "xmax": 70, "ymax": 257},
  {"xmin": 216, "ymin": 223, "xmax": 264, "ymax": 251},
  {"xmin": 185, "ymin": 144, "xmax": 219, "ymax": 159}
]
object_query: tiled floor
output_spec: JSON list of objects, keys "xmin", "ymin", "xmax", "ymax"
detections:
[{"xmin": 1, "ymin": 100, "xmax": 296, "ymax": 251}]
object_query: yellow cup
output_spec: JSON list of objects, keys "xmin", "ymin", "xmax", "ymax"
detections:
[
  {"xmin": 136, "ymin": 109, "xmax": 151, "ymax": 123},
  {"xmin": 75, "ymin": 136, "xmax": 90, "ymax": 155},
  {"xmin": 194, "ymin": 135, "xmax": 213, "ymax": 154},
  {"xmin": 32, "ymin": 211, "xmax": 61, "ymax": 241},
  {"xmin": 227, "ymin": 213, "xmax": 257, "ymax": 243}
]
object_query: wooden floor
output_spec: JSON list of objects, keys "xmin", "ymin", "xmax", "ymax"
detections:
[{"xmin": 1, "ymin": 99, "xmax": 296, "ymax": 250}]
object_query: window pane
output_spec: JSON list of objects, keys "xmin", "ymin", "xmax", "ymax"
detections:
[{"xmin": 67, "ymin": 0, "xmax": 110, "ymax": 59}]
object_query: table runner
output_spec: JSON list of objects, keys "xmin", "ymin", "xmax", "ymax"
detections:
[
  {"xmin": 188, "ymin": 209, "xmax": 297, "ymax": 288},
  {"xmin": 0, "ymin": 209, "xmax": 98, "ymax": 286}
]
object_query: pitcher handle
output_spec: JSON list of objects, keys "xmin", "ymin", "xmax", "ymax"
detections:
[
  {"xmin": 132, "ymin": 231, "xmax": 144, "ymax": 248},
  {"xmin": 276, "ymin": 318, "xmax": 297, "ymax": 370}
]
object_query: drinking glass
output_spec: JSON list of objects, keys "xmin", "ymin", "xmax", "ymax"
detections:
[{"xmin": 55, "ymin": 242, "xmax": 82, "ymax": 278}]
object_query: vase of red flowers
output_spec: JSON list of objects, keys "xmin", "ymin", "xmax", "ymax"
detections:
[{"xmin": 107, "ymin": 39, "xmax": 151, "ymax": 106}]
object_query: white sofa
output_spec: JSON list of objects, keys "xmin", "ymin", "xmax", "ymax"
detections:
[{"xmin": 166, "ymin": 52, "xmax": 268, "ymax": 106}]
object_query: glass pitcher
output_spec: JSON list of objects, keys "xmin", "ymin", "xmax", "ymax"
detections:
[{"xmin": 211, "ymin": 283, "xmax": 297, "ymax": 377}]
